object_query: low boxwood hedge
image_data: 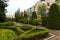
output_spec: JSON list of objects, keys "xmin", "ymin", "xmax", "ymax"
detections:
[
  {"xmin": 31, "ymin": 18, "xmax": 42, "ymax": 25},
  {"xmin": 19, "ymin": 28, "xmax": 49, "ymax": 40},
  {"xmin": 0, "ymin": 21, "xmax": 14, "ymax": 26},
  {"xmin": 19, "ymin": 26, "xmax": 34, "ymax": 31},
  {"xmin": 19, "ymin": 18, "xmax": 42, "ymax": 25},
  {"xmin": 0, "ymin": 26, "xmax": 24, "ymax": 35},
  {"xmin": 0, "ymin": 29, "xmax": 17, "ymax": 40}
]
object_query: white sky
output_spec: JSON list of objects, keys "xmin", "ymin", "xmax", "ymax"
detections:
[{"xmin": 6, "ymin": 0, "xmax": 39, "ymax": 15}]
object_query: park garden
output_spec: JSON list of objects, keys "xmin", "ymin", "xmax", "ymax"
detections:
[{"xmin": 0, "ymin": 0, "xmax": 60, "ymax": 40}]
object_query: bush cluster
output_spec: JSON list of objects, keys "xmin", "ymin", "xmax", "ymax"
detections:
[{"xmin": 19, "ymin": 18, "xmax": 42, "ymax": 25}]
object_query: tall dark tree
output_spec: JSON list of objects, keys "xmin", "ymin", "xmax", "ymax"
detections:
[
  {"xmin": 32, "ymin": 11, "xmax": 37, "ymax": 20},
  {"xmin": 15, "ymin": 8, "xmax": 20, "ymax": 22},
  {"xmin": 41, "ymin": 3, "xmax": 47, "ymax": 26},
  {"xmin": 24, "ymin": 10, "xmax": 28, "ymax": 18},
  {"xmin": 47, "ymin": 3, "xmax": 60, "ymax": 30},
  {"xmin": 0, "ymin": 0, "xmax": 8, "ymax": 22}
]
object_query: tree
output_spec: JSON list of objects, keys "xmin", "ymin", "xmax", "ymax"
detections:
[
  {"xmin": 24, "ymin": 10, "xmax": 28, "ymax": 18},
  {"xmin": 38, "ymin": 4, "xmax": 42, "ymax": 15},
  {"xmin": 32, "ymin": 11, "xmax": 37, "ymax": 19},
  {"xmin": 0, "ymin": 0, "xmax": 8, "ymax": 22},
  {"xmin": 15, "ymin": 8, "xmax": 20, "ymax": 22},
  {"xmin": 41, "ymin": 3, "xmax": 47, "ymax": 26},
  {"xmin": 47, "ymin": 3, "xmax": 60, "ymax": 30},
  {"xmin": 56, "ymin": 0, "xmax": 60, "ymax": 4}
]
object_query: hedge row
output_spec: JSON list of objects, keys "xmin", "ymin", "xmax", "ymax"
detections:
[
  {"xmin": 19, "ymin": 26, "xmax": 35, "ymax": 31},
  {"xmin": 19, "ymin": 28, "xmax": 49, "ymax": 40},
  {"xmin": 0, "ymin": 21, "xmax": 14, "ymax": 26},
  {"xmin": 0, "ymin": 29, "xmax": 17, "ymax": 40},
  {"xmin": 19, "ymin": 18, "xmax": 42, "ymax": 25},
  {"xmin": 0, "ymin": 26, "xmax": 24, "ymax": 35}
]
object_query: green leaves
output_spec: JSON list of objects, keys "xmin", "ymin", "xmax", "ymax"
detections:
[
  {"xmin": 0, "ymin": 29, "xmax": 16, "ymax": 40},
  {"xmin": 47, "ymin": 3, "xmax": 60, "ymax": 30},
  {"xmin": 0, "ymin": 0, "xmax": 7, "ymax": 22}
]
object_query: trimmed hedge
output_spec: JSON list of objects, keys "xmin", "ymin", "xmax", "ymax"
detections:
[
  {"xmin": 19, "ymin": 18, "xmax": 42, "ymax": 25},
  {"xmin": 31, "ymin": 18, "xmax": 42, "ymax": 25},
  {"xmin": 0, "ymin": 21, "xmax": 14, "ymax": 26},
  {"xmin": 0, "ymin": 26, "xmax": 24, "ymax": 35},
  {"xmin": 47, "ymin": 3, "xmax": 60, "ymax": 30},
  {"xmin": 0, "ymin": 29, "xmax": 16, "ymax": 40},
  {"xmin": 0, "ymin": 25, "xmax": 49, "ymax": 40},
  {"xmin": 19, "ymin": 28, "xmax": 49, "ymax": 40},
  {"xmin": 19, "ymin": 26, "xmax": 34, "ymax": 31}
]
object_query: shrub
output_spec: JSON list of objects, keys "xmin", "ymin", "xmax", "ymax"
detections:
[
  {"xmin": 0, "ymin": 26, "xmax": 24, "ymax": 35},
  {"xmin": 19, "ymin": 26, "xmax": 34, "ymax": 31},
  {"xmin": 0, "ymin": 29, "xmax": 16, "ymax": 40},
  {"xmin": 32, "ymin": 11, "xmax": 37, "ymax": 19},
  {"xmin": 41, "ymin": 17, "xmax": 48, "ymax": 26},
  {"xmin": 22, "ymin": 18, "xmax": 28, "ymax": 24},
  {"xmin": 0, "ymin": 21, "xmax": 14, "ymax": 26},
  {"xmin": 19, "ymin": 28, "xmax": 49, "ymax": 40},
  {"xmin": 47, "ymin": 3, "xmax": 60, "ymax": 30},
  {"xmin": 31, "ymin": 18, "xmax": 42, "ymax": 25},
  {"xmin": 24, "ymin": 13, "xmax": 28, "ymax": 19},
  {"xmin": 15, "ymin": 8, "xmax": 20, "ymax": 22}
]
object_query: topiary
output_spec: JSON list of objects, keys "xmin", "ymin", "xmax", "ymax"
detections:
[{"xmin": 47, "ymin": 3, "xmax": 60, "ymax": 30}]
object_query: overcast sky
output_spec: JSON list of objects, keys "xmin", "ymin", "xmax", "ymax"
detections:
[{"xmin": 6, "ymin": 0, "xmax": 39, "ymax": 15}]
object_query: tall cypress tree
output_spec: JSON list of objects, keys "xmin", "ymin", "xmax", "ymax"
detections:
[
  {"xmin": 0, "ymin": 0, "xmax": 7, "ymax": 22},
  {"xmin": 24, "ymin": 10, "xmax": 28, "ymax": 18},
  {"xmin": 47, "ymin": 3, "xmax": 60, "ymax": 30},
  {"xmin": 15, "ymin": 8, "xmax": 20, "ymax": 22}
]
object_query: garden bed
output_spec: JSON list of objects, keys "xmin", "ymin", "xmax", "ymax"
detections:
[
  {"xmin": 19, "ymin": 26, "xmax": 35, "ymax": 31},
  {"xmin": 19, "ymin": 28, "xmax": 49, "ymax": 40},
  {"xmin": 0, "ymin": 22, "xmax": 49, "ymax": 40},
  {"xmin": 0, "ymin": 29, "xmax": 17, "ymax": 40}
]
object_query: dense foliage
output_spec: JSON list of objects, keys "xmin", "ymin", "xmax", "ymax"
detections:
[
  {"xmin": 31, "ymin": 18, "xmax": 42, "ymax": 25},
  {"xmin": 19, "ymin": 18, "xmax": 42, "ymax": 25},
  {"xmin": 24, "ymin": 11, "xmax": 28, "ymax": 18},
  {"xmin": 47, "ymin": 3, "xmax": 60, "ymax": 30},
  {"xmin": 0, "ymin": 0, "xmax": 7, "ymax": 22},
  {"xmin": 0, "ymin": 21, "xmax": 14, "ymax": 26},
  {"xmin": 41, "ymin": 17, "xmax": 48, "ymax": 26},
  {"xmin": 0, "ymin": 29, "xmax": 16, "ymax": 40},
  {"xmin": 15, "ymin": 8, "xmax": 20, "ymax": 22},
  {"xmin": 19, "ymin": 27, "xmax": 49, "ymax": 40},
  {"xmin": 0, "ymin": 22, "xmax": 49, "ymax": 40},
  {"xmin": 32, "ymin": 11, "xmax": 37, "ymax": 19}
]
